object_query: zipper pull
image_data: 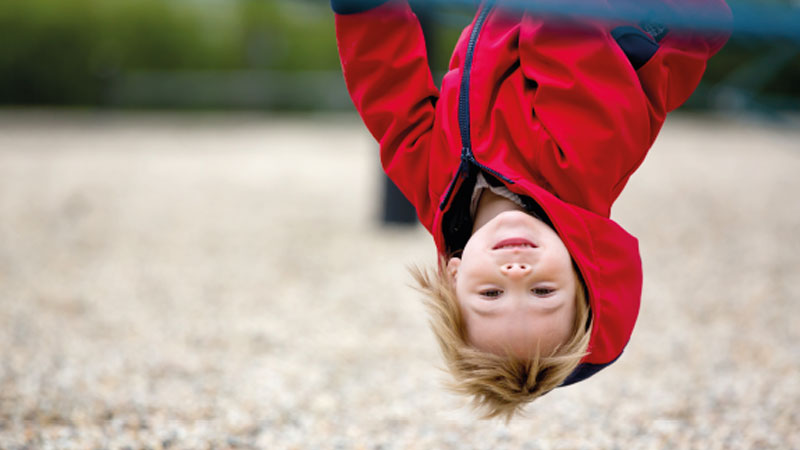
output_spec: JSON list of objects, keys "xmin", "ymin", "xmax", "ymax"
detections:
[{"xmin": 460, "ymin": 147, "xmax": 472, "ymax": 175}]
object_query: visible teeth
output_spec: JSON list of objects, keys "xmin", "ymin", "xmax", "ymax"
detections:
[{"xmin": 499, "ymin": 244, "xmax": 532, "ymax": 249}]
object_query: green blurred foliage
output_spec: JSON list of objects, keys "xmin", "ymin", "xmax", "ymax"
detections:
[
  {"xmin": 704, "ymin": 40, "xmax": 800, "ymax": 96},
  {"xmin": 3, "ymin": 0, "xmax": 215, "ymax": 103},
  {"xmin": 0, "ymin": 0, "xmax": 796, "ymax": 109},
  {"xmin": 0, "ymin": 0, "xmax": 338, "ymax": 106}
]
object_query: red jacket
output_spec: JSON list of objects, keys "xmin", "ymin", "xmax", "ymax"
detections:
[{"xmin": 334, "ymin": 0, "xmax": 730, "ymax": 384}]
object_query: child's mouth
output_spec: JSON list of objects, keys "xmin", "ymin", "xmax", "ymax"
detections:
[{"xmin": 492, "ymin": 238, "xmax": 537, "ymax": 250}]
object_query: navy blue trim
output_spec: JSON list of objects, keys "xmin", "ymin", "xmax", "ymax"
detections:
[
  {"xmin": 560, "ymin": 353, "xmax": 622, "ymax": 387},
  {"xmin": 611, "ymin": 26, "xmax": 659, "ymax": 70},
  {"xmin": 441, "ymin": 0, "xmax": 515, "ymax": 212},
  {"xmin": 439, "ymin": 158, "xmax": 470, "ymax": 211},
  {"xmin": 330, "ymin": 0, "xmax": 391, "ymax": 14},
  {"xmin": 641, "ymin": 21, "xmax": 669, "ymax": 43},
  {"xmin": 473, "ymin": 159, "xmax": 512, "ymax": 185},
  {"xmin": 456, "ymin": 0, "xmax": 511, "ymax": 184},
  {"xmin": 439, "ymin": 1, "xmax": 495, "ymax": 212},
  {"xmin": 457, "ymin": 1, "xmax": 494, "ymax": 157}
]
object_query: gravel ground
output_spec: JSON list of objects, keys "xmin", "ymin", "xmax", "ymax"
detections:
[{"xmin": 0, "ymin": 111, "xmax": 798, "ymax": 449}]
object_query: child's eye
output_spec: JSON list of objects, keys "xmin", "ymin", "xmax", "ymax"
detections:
[
  {"xmin": 480, "ymin": 289, "xmax": 503, "ymax": 299},
  {"xmin": 531, "ymin": 287, "xmax": 555, "ymax": 296}
]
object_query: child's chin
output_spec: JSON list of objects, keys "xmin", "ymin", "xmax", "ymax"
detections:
[{"xmin": 490, "ymin": 210, "xmax": 541, "ymax": 227}]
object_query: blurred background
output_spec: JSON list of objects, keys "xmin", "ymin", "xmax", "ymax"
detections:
[
  {"xmin": 1, "ymin": 0, "xmax": 798, "ymax": 112},
  {"xmin": 1, "ymin": 0, "xmax": 799, "ymax": 448}
]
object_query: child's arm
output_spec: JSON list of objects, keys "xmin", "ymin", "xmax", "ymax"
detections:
[
  {"xmin": 518, "ymin": 0, "xmax": 731, "ymax": 217},
  {"xmin": 333, "ymin": 0, "xmax": 439, "ymax": 225},
  {"xmin": 636, "ymin": 0, "xmax": 732, "ymax": 117}
]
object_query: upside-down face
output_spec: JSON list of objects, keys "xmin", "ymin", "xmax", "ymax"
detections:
[{"xmin": 447, "ymin": 209, "xmax": 577, "ymax": 359}]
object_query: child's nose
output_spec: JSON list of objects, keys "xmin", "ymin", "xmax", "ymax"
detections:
[{"xmin": 501, "ymin": 262, "xmax": 531, "ymax": 278}]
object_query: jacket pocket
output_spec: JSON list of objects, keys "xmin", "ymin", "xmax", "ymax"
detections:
[{"xmin": 611, "ymin": 26, "xmax": 659, "ymax": 70}]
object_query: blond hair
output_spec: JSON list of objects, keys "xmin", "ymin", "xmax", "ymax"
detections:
[{"xmin": 411, "ymin": 259, "xmax": 592, "ymax": 421}]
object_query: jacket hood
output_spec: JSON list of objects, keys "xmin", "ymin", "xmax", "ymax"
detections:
[
  {"xmin": 520, "ymin": 180, "xmax": 642, "ymax": 369},
  {"xmin": 432, "ymin": 175, "xmax": 642, "ymax": 382}
]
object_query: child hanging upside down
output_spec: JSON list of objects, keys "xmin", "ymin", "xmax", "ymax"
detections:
[{"xmin": 332, "ymin": 0, "xmax": 731, "ymax": 419}]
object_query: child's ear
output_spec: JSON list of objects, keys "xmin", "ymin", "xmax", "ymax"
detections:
[{"xmin": 446, "ymin": 257, "xmax": 461, "ymax": 281}]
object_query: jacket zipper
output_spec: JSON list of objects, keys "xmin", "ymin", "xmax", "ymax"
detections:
[{"xmin": 440, "ymin": 0, "xmax": 512, "ymax": 211}]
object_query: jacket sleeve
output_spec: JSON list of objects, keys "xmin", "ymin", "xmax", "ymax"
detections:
[
  {"xmin": 518, "ymin": 0, "xmax": 731, "ymax": 217},
  {"xmin": 334, "ymin": 0, "xmax": 440, "ymax": 227},
  {"xmin": 636, "ymin": 0, "xmax": 732, "ymax": 119}
]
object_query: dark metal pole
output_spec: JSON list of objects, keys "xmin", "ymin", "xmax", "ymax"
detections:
[{"xmin": 381, "ymin": 1, "xmax": 437, "ymax": 225}]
